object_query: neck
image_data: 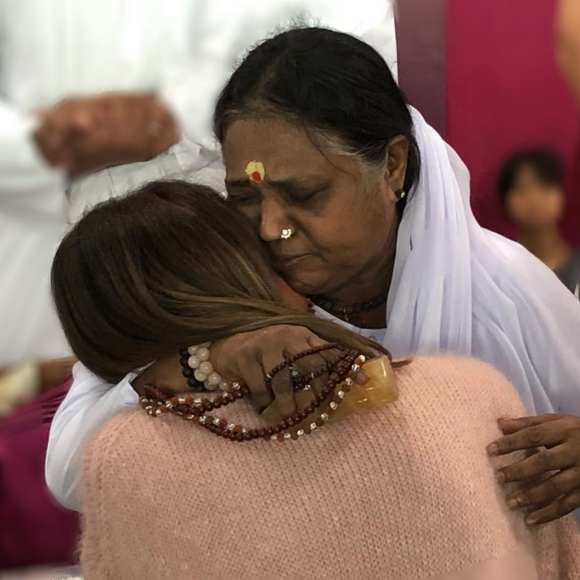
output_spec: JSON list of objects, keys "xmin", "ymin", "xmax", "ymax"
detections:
[
  {"xmin": 326, "ymin": 222, "xmax": 398, "ymax": 306},
  {"xmin": 518, "ymin": 227, "xmax": 571, "ymax": 270}
]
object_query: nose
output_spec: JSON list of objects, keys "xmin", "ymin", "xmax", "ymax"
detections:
[{"xmin": 259, "ymin": 197, "xmax": 289, "ymax": 243}]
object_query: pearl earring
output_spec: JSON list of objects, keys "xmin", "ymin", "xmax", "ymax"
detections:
[{"xmin": 395, "ymin": 188, "xmax": 406, "ymax": 200}]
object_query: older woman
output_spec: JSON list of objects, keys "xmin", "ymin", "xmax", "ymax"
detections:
[
  {"xmin": 50, "ymin": 181, "xmax": 580, "ymax": 579},
  {"xmin": 47, "ymin": 28, "xmax": 580, "ymax": 526}
]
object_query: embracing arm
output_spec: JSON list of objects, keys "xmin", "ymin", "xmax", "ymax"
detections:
[
  {"xmin": 474, "ymin": 241, "xmax": 580, "ymax": 524},
  {"xmin": 45, "ymin": 362, "xmax": 139, "ymax": 511}
]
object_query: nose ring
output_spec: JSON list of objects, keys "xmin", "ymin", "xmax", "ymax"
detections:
[{"xmin": 280, "ymin": 228, "xmax": 294, "ymax": 240}]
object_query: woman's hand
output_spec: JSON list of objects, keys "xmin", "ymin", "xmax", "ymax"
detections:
[
  {"xmin": 488, "ymin": 414, "xmax": 580, "ymax": 525},
  {"xmin": 133, "ymin": 325, "xmax": 368, "ymax": 417},
  {"xmin": 210, "ymin": 325, "xmax": 368, "ymax": 418},
  {"xmin": 132, "ymin": 354, "xmax": 183, "ymax": 396}
]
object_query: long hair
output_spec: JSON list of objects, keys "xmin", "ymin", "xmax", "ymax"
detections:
[{"xmin": 52, "ymin": 180, "xmax": 385, "ymax": 383}]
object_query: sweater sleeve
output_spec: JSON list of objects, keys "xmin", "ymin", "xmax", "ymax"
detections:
[{"xmin": 45, "ymin": 362, "xmax": 139, "ymax": 511}]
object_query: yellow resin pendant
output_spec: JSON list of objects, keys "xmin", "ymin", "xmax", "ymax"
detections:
[
  {"xmin": 261, "ymin": 355, "xmax": 398, "ymax": 426},
  {"xmin": 330, "ymin": 355, "xmax": 398, "ymax": 421}
]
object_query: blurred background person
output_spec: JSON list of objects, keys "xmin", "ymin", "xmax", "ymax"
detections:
[
  {"xmin": 499, "ymin": 149, "xmax": 580, "ymax": 297},
  {"xmin": 0, "ymin": 0, "xmax": 397, "ymax": 370}
]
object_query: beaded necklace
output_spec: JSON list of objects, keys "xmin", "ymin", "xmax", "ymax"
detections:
[
  {"xmin": 308, "ymin": 290, "xmax": 389, "ymax": 327},
  {"xmin": 141, "ymin": 344, "xmax": 365, "ymax": 443}
]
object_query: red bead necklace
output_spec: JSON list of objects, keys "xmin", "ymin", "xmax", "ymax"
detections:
[{"xmin": 141, "ymin": 344, "xmax": 364, "ymax": 443}]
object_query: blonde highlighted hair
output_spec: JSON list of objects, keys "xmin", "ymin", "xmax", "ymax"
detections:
[{"xmin": 52, "ymin": 180, "xmax": 387, "ymax": 383}]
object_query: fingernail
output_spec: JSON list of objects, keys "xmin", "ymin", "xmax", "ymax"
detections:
[
  {"xmin": 495, "ymin": 470, "xmax": 505, "ymax": 483},
  {"xmin": 506, "ymin": 497, "xmax": 519, "ymax": 509},
  {"xmin": 487, "ymin": 443, "xmax": 499, "ymax": 457},
  {"xmin": 525, "ymin": 515, "xmax": 538, "ymax": 526}
]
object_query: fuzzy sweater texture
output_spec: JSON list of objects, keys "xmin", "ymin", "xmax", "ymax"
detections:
[{"xmin": 80, "ymin": 357, "xmax": 580, "ymax": 579}]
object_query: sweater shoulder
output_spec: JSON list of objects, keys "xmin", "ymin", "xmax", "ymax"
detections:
[{"xmin": 395, "ymin": 356, "xmax": 527, "ymax": 418}]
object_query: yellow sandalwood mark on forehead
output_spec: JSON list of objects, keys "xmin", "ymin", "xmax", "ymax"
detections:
[{"xmin": 245, "ymin": 161, "xmax": 266, "ymax": 183}]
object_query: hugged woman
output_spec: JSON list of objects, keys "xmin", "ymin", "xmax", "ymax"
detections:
[
  {"xmin": 52, "ymin": 181, "xmax": 580, "ymax": 580},
  {"xmin": 47, "ymin": 28, "xmax": 580, "ymax": 525}
]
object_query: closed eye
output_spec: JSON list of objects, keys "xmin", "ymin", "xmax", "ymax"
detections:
[
  {"xmin": 286, "ymin": 187, "xmax": 327, "ymax": 205},
  {"xmin": 227, "ymin": 190, "xmax": 260, "ymax": 206}
]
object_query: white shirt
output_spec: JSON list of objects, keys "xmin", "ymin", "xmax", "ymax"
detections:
[
  {"xmin": 42, "ymin": 0, "xmax": 398, "ymax": 510},
  {"xmin": 0, "ymin": 0, "xmax": 396, "ymax": 367}
]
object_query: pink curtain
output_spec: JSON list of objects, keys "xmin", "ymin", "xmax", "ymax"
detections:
[{"xmin": 446, "ymin": 0, "xmax": 580, "ymax": 241}]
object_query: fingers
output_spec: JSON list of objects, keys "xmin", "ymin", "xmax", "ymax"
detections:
[
  {"xmin": 496, "ymin": 445, "xmax": 576, "ymax": 483},
  {"xmin": 291, "ymin": 356, "xmax": 324, "ymax": 396},
  {"xmin": 506, "ymin": 467, "xmax": 580, "ymax": 510},
  {"xmin": 270, "ymin": 371, "xmax": 297, "ymax": 418},
  {"xmin": 235, "ymin": 356, "xmax": 273, "ymax": 413},
  {"xmin": 498, "ymin": 414, "xmax": 564, "ymax": 435},
  {"xmin": 525, "ymin": 488, "xmax": 580, "ymax": 526},
  {"xmin": 488, "ymin": 421, "xmax": 567, "ymax": 457}
]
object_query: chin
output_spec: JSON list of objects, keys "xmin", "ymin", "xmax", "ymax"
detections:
[{"xmin": 281, "ymin": 272, "xmax": 330, "ymax": 297}]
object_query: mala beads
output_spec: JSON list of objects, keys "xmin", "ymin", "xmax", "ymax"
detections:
[
  {"xmin": 141, "ymin": 345, "xmax": 365, "ymax": 443},
  {"xmin": 179, "ymin": 343, "xmax": 230, "ymax": 393}
]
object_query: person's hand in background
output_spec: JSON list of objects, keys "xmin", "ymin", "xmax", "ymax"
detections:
[{"xmin": 33, "ymin": 93, "xmax": 179, "ymax": 176}]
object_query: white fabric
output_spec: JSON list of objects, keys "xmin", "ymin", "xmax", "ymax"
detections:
[
  {"xmin": 46, "ymin": 108, "xmax": 580, "ymax": 512},
  {"xmin": 0, "ymin": 0, "xmax": 397, "ymax": 367},
  {"xmin": 387, "ymin": 109, "xmax": 580, "ymax": 418}
]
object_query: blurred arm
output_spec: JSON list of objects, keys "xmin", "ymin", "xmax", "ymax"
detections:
[
  {"xmin": 557, "ymin": 0, "xmax": 580, "ymax": 106},
  {"xmin": 0, "ymin": 101, "xmax": 67, "ymax": 213},
  {"xmin": 45, "ymin": 362, "xmax": 139, "ymax": 511}
]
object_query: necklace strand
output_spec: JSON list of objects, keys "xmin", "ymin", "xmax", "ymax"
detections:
[{"xmin": 141, "ymin": 345, "xmax": 364, "ymax": 443}]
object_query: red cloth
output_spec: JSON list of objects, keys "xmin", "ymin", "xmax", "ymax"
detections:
[{"xmin": 0, "ymin": 382, "xmax": 79, "ymax": 570}]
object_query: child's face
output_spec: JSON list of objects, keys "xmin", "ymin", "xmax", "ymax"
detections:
[{"xmin": 506, "ymin": 166, "xmax": 565, "ymax": 232}]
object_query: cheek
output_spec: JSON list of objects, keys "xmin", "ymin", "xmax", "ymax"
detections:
[
  {"xmin": 549, "ymin": 195, "xmax": 565, "ymax": 219},
  {"xmin": 299, "ymin": 199, "xmax": 392, "ymax": 263}
]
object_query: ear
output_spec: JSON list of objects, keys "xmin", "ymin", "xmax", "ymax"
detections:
[{"xmin": 383, "ymin": 136, "xmax": 410, "ymax": 202}]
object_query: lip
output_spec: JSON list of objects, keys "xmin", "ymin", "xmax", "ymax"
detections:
[{"xmin": 273, "ymin": 254, "xmax": 311, "ymax": 271}]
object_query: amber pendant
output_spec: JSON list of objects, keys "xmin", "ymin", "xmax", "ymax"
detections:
[
  {"xmin": 329, "ymin": 355, "xmax": 398, "ymax": 421},
  {"xmin": 261, "ymin": 356, "xmax": 398, "ymax": 426}
]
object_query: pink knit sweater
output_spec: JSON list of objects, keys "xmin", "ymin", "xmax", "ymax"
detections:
[{"xmin": 80, "ymin": 357, "xmax": 580, "ymax": 579}]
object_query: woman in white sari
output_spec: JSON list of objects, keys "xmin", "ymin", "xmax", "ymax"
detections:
[
  {"xmin": 0, "ymin": 0, "xmax": 395, "ymax": 367},
  {"xmin": 47, "ymin": 27, "xmax": 580, "ymax": 526}
]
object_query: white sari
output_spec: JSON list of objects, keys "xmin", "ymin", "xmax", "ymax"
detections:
[{"xmin": 387, "ymin": 109, "xmax": 580, "ymax": 416}]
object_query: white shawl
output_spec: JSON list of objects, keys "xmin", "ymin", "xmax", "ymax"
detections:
[{"xmin": 387, "ymin": 109, "xmax": 580, "ymax": 416}]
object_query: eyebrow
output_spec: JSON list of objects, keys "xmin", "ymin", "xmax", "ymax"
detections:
[{"xmin": 225, "ymin": 175, "xmax": 327, "ymax": 189}]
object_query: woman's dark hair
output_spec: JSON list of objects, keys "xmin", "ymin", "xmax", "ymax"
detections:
[
  {"xmin": 498, "ymin": 149, "xmax": 564, "ymax": 205},
  {"xmin": 214, "ymin": 27, "xmax": 420, "ymax": 215},
  {"xmin": 51, "ymin": 180, "xmax": 384, "ymax": 383}
]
